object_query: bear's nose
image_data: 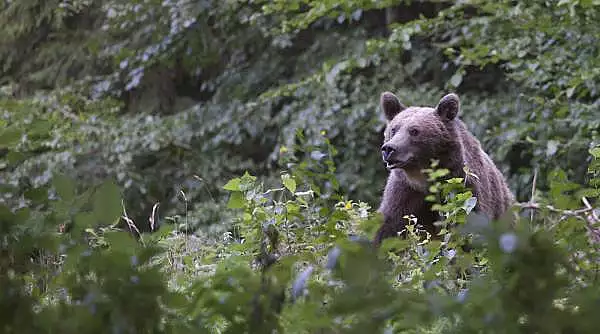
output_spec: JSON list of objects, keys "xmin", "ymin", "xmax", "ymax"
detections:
[{"xmin": 381, "ymin": 144, "xmax": 395, "ymax": 161}]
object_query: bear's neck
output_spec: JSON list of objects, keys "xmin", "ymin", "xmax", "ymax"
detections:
[
  {"xmin": 400, "ymin": 168, "xmax": 428, "ymax": 192},
  {"xmin": 405, "ymin": 138, "xmax": 466, "ymax": 192},
  {"xmin": 440, "ymin": 122, "xmax": 469, "ymax": 178},
  {"xmin": 440, "ymin": 148, "xmax": 466, "ymax": 176}
]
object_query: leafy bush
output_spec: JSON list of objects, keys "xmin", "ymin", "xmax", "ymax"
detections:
[{"xmin": 1, "ymin": 130, "xmax": 599, "ymax": 332}]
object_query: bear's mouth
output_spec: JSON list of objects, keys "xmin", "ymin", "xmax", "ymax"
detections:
[{"xmin": 385, "ymin": 161, "xmax": 407, "ymax": 170}]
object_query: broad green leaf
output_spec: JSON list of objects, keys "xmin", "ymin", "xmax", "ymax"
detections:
[
  {"xmin": 24, "ymin": 186, "xmax": 49, "ymax": 203},
  {"xmin": 5, "ymin": 151, "xmax": 25, "ymax": 165},
  {"xmin": 282, "ymin": 173, "xmax": 297, "ymax": 193},
  {"xmin": 28, "ymin": 120, "xmax": 53, "ymax": 137},
  {"xmin": 53, "ymin": 174, "xmax": 76, "ymax": 201},
  {"xmin": 223, "ymin": 177, "xmax": 241, "ymax": 191},
  {"xmin": 104, "ymin": 230, "xmax": 139, "ymax": 252},
  {"xmin": 286, "ymin": 202, "xmax": 300, "ymax": 216},
  {"xmin": 0, "ymin": 127, "xmax": 22, "ymax": 148},
  {"xmin": 227, "ymin": 191, "xmax": 245, "ymax": 209},
  {"xmin": 0, "ymin": 204, "xmax": 16, "ymax": 222},
  {"xmin": 93, "ymin": 180, "xmax": 122, "ymax": 225},
  {"xmin": 74, "ymin": 212, "xmax": 96, "ymax": 232}
]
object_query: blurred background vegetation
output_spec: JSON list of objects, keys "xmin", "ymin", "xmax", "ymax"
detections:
[{"xmin": 1, "ymin": 0, "xmax": 600, "ymax": 333}]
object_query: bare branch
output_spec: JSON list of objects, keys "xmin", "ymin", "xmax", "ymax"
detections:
[{"xmin": 516, "ymin": 197, "xmax": 600, "ymax": 244}]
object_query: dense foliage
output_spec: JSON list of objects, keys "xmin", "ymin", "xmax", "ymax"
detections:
[{"xmin": 1, "ymin": 0, "xmax": 599, "ymax": 332}]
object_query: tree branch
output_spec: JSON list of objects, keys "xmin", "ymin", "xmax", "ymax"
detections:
[{"xmin": 516, "ymin": 197, "xmax": 600, "ymax": 244}]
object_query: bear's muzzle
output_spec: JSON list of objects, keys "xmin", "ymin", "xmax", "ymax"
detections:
[{"xmin": 381, "ymin": 143, "xmax": 415, "ymax": 170}]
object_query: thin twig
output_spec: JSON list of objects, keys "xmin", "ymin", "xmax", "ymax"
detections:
[
  {"xmin": 121, "ymin": 200, "xmax": 144, "ymax": 245},
  {"xmin": 529, "ymin": 168, "xmax": 538, "ymax": 222},
  {"xmin": 193, "ymin": 175, "xmax": 215, "ymax": 202},
  {"xmin": 149, "ymin": 202, "xmax": 160, "ymax": 232},
  {"xmin": 582, "ymin": 197, "xmax": 600, "ymax": 243},
  {"xmin": 179, "ymin": 190, "xmax": 189, "ymax": 258}
]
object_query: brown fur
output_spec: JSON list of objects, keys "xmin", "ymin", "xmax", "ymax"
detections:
[{"xmin": 374, "ymin": 92, "xmax": 514, "ymax": 247}]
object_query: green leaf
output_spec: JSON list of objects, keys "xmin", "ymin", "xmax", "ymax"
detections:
[
  {"xmin": 239, "ymin": 172, "xmax": 257, "ymax": 191},
  {"xmin": 74, "ymin": 212, "xmax": 96, "ymax": 232},
  {"xmin": 282, "ymin": 173, "xmax": 297, "ymax": 193},
  {"xmin": 93, "ymin": 180, "xmax": 122, "ymax": 225},
  {"xmin": 24, "ymin": 186, "xmax": 49, "ymax": 203},
  {"xmin": 5, "ymin": 151, "xmax": 25, "ymax": 165},
  {"xmin": 0, "ymin": 127, "xmax": 22, "ymax": 148},
  {"xmin": 0, "ymin": 204, "xmax": 16, "ymax": 222},
  {"xmin": 104, "ymin": 230, "xmax": 139, "ymax": 252},
  {"xmin": 150, "ymin": 224, "xmax": 176, "ymax": 242},
  {"xmin": 227, "ymin": 191, "xmax": 245, "ymax": 209},
  {"xmin": 29, "ymin": 120, "xmax": 53, "ymax": 137},
  {"xmin": 53, "ymin": 174, "xmax": 76, "ymax": 201},
  {"xmin": 223, "ymin": 177, "xmax": 241, "ymax": 191},
  {"xmin": 286, "ymin": 202, "xmax": 300, "ymax": 216},
  {"xmin": 590, "ymin": 146, "xmax": 600, "ymax": 158},
  {"xmin": 447, "ymin": 177, "xmax": 464, "ymax": 184}
]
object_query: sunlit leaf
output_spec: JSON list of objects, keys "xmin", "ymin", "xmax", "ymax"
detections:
[
  {"xmin": 223, "ymin": 178, "xmax": 241, "ymax": 191},
  {"xmin": 282, "ymin": 173, "xmax": 297, "ymax": 193},
  {"xmin": 227, "ymin": 191, "xmax": 245, "ymax": 209}
]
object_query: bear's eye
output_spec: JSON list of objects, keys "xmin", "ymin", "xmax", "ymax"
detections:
[
  {"xmin": 390, "ymin": 127, "xmax": 398, "ymax": 136},
  {"xmin": 408, "ymin": 127, "xmax": 419, "ymax": 136}
]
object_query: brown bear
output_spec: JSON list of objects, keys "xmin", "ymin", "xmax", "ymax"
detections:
[{"xmin": 373, "ymin": 91, "xmax": 514, "ymax": 247}]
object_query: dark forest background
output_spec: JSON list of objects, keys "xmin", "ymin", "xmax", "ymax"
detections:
[{"xmin": 2, "ymin": 0, "xmax": 597, "ymax": 233}]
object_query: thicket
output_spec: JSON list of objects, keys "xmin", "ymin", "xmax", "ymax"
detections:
[{"xmin": 1, "ymin": 0, "xmax": 599, "ymax": 332}]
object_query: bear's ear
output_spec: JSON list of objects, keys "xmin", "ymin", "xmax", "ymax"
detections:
[
  {"xmin": 380, "ymin": 91, "xmax": 406, "ymax": 121},
  {"xmin": 435, "ymin": 93, "xmax": 460, "ymax": 121}
]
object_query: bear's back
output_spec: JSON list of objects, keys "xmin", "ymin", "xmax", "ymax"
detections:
[{"xmin": 454, "ymin": 120, "xmax": 514, "ymax": 220}]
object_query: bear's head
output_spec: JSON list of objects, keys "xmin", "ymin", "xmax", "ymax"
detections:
[{"xmin": 379, "ymin": 92, "xmax": 461, "ymax": 174}]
